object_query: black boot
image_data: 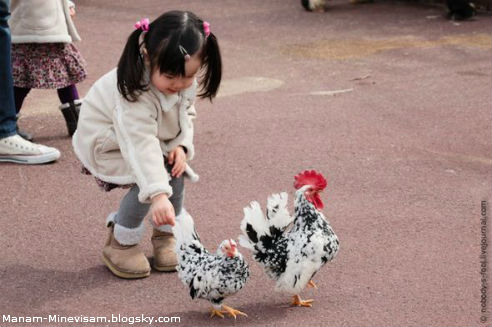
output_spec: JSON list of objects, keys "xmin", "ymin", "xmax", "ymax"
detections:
[{"xmin": 59, "ymin": 99, "xmax": 81, "ymax": 136}]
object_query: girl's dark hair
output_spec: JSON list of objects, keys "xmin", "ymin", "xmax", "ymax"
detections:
[{"xmin": 117, "ymin": 11, "xmax": 222, "ymax": 102}]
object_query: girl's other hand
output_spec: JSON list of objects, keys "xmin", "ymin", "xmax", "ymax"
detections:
[
  {"xmin": 69, "ymin": 7, "xmax": 76, "ymax": 16},
  {"xmin": 168, "ymin": 146, "xmax": 186, "ymax": 178},
  {"xmin": 150, "ymin": 194, "xmax": 175, "ymax": 227}
]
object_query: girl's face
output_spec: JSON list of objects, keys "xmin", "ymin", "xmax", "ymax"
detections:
[{"xmin": 151, "ymin": 54, "xmax": 202, "ymax": 96}]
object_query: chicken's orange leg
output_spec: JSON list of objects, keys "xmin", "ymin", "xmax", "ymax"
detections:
[
  {"xmin": 209, "ymin": 307, "xmax": 225, "ymax": 318},
  {"xmin": 221, "ymin": 304, "xmax": 248, "ymax": 319},
  {"xmin": 291, "ymin": 294, "xmax": 314, "ymax": 307},
  {"xmin": 307, "ymin": 280, "xmax": 318, "ymax": 289}
]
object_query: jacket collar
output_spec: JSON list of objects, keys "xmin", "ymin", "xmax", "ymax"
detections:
[
  {"xmin": 144, "ymin": 68, "xmax": 197, "ymax": 112},
  {"xmin": 154, "ymin": 90, "xmax": 180, "ymax": 113}
]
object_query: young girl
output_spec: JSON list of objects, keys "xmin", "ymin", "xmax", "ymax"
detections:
[
  {"xmin": 72, "ymin": 11, "xmax": 221, "ymax": 279},
  {"xmin": 10, "ymin": 0, "xmax": 87, "ymax": 138}
]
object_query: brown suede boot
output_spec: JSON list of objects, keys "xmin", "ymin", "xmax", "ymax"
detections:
[
  {"xmin": 102, "ymin": 225, "xmax": 151, "ymax": 279},
  {"xmin": 151, "ymin": 230, "xmax": 178, "ymax": 272}
]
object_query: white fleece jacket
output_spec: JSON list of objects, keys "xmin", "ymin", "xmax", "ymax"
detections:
[
  {"xmin": 72, "ymin": 68, "xmax": 197, "ymax": 203},
  {"xmin": 9, "ymin": 0, "xmax": 81, "ymax": 43}
]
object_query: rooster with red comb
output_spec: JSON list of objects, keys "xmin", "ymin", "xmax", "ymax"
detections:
[{"xmin": 239, "ymin": 170, "xmax": 339, "ymax": 307}]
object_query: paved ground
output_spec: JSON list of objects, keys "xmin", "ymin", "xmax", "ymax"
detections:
[{"xmin": 1, "ymin": 1, "xmax": 491, "ymax": 326}]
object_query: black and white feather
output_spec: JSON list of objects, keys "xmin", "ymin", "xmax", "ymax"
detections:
[
  {"xmin": 239, "ymin": 187, "xmax": 339, "ymax": 294},
  {"xmin": 173, "ymin": 210, "xmax": 250, "ymax": 310}
]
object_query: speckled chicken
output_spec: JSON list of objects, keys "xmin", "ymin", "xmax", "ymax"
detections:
[
  {"xmin": 173, "ymin": 210, "xmax": 250, "ymax": 319},
  {"xmin": 239, "ymin": 170, "xmax": 339, "ymax": 307}
]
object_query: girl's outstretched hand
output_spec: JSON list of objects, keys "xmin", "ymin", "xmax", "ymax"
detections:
[
  {"xmin": 150, "ymin": 194, "xmax": 175, "ymax": 227},
  {"xmin": 168, "ymin": 146, "xmax": 186, "ymax": 178}
]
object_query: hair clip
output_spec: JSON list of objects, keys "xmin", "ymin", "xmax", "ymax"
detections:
[
  {"xmin": 179, "ymin": 45, "xmax": 190, "ymax": 61},
  {"xmin": 134, "ymin": 18, "xmax": 150, "ymax": 31},
  {"xmin": 203, "ymin": 21, "xmax": 210, "ymax": 38}
]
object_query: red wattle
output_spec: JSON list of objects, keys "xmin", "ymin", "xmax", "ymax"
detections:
[{"xmin": 307, "ymin": 193, "xmax": 324, "ymax": 210}]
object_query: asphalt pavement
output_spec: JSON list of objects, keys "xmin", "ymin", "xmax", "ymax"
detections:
[{"xmin": 1, "ymin": 1, "xmax": 491, "ymax": 326}]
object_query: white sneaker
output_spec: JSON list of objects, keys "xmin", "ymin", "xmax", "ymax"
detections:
[{"xmin": 0, "ymin": 134, "xmax": 61, "ymax": 164}]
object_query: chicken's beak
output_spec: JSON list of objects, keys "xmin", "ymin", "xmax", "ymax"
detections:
[{"xmin": 227, "ymin": 245, "xmax": 237, "ymax": 258}]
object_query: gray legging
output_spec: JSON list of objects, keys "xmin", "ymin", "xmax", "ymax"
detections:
[{"xmin": 114, "ymin": 163, "xmax": 184, "ymax": 230}]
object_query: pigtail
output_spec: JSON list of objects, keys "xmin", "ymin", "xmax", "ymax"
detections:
[
  {"xmin": 116, "ymin": 12, "xmax": 222, "ymax": 102},
  {"xmin": 198, "ymin": 32, "xmax": 222, "ymax": 101},
  {"xmin": 117, "ymin": 28, "xmax": 148, "ymax": 102}
]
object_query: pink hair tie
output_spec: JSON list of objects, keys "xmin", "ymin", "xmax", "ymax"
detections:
[
  {"xmin": 203, "ymin": 21, "xmax": 210, "ymax": 38},
  {"xmin": 134, "ymin": 18, "xmax": 150, "ymax": 31}
]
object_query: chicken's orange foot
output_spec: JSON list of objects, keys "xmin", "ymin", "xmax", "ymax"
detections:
[
  {"xmin": 209, "ymin": 308, "xmax": 225, "ymax": 319},
  {"xmin": 307, "ymin": 280, "xmax": 318, "ymax": 289},
  {"xmin": 291, "ymin": 295, "xmax": 314, "ymax": 307},
  {"xmin": 221, "ymin": 304, "xmax": 248, "ymax": 319}
]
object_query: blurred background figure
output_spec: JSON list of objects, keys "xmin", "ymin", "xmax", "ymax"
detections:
[
  {"xmin": 301, "ymin": 0, "xmax": 374, "ymax": 11},
  {"xmin": 446, "ymin": 0, "xmax": 477, "ymax": 19},
  {"xmin": 0, "ymin": 0, "xmax": 60, "ymax": 164},
  {"xmin": 301, "ymin": 0, "xmax": 328, "ymax": 11},
  {"xmin": 301, "ymin": 0, "xmax": 477, "ymax": 20},
  {"xmin": 10, "ymin": 0, "xmax": 87, "ymax": 139}
]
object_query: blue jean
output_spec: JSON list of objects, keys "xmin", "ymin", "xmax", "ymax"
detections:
[{"xmin": 0, "ymin": 0, "xmax": 16, "ymax": 139}]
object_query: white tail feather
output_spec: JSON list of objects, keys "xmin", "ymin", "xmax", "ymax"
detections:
[
  {"xmin": 240, "ymin": 201, "xmax": 270, "ymax": 239},
  {"xmin": 238, "ymin": 234, "xmax": 255, "ymax": 250},
  {"xmin": 172, "ymin": 209, "xmax": 198, "ymax": 249},
  {"xmin": 239, "ymin": 193, "xmax": 293, "ymax": 249},
  {"xmin": 266, "ymin": 192, "xmax": 292, "ymax": 230}
]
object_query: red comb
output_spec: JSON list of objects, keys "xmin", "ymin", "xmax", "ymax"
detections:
[{"xmin": 294, "ymin": 170, "xmax": 327, "ymax": 191}]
